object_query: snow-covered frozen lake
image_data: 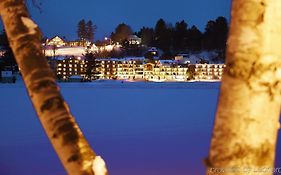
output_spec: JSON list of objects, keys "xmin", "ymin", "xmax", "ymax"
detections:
[{"xmin": 0, "ymin": 81, "xmax": 280, "ymax": 175}]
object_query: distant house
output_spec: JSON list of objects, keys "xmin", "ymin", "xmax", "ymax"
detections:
[
  {"xmin": 128, "ymin": 35, "xmax": 141, "ymax": 45},
  {"xmin": 46, "ymin": 36, "xmax": 66, "ymax": 47},
  {"xmin": 1, "ymin": 71, "xmax": 15, "ymax": 83}
]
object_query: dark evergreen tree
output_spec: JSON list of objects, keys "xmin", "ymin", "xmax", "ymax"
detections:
[
  {"xmin": 214, "ymin": 16, "xmax": 228, "ymax": 50},
  {"xmin": 77, "ymin": 19, "xmax": 87, "ymax": 41},
  {"xmin": 154, "ymin": 18, "xmax": 173, "ymax": 53},
  {"xmin": 138, "ymin": 27, "xmax": 154, "ymax": 47},
  {"xmin": 84, "ymin": 52, "xmax": 96, "ymax": 80},
  {"xmin": 86, "ymin": 20, "xmax": 97, "ymax": 42},
  {"xmin": 186, "ymin": 25, "xmax": 203, "ymax": 51},
  {"xmin": 111, "ymin": 23, "xmax": 133, "ymax": 43},
  {"xmin": 202, "ymin": 20, "xmax": 216, "ymax": 50},
  {"xmin": 173, "ymin": 20, "xmax": 188, "ymax": 52},
  {"xmin": 154, "ymin": 18, "xmax": 166, "ymax": 48},
  {"xmin": 202, "ymin": 16, "xmax": 228, "ymax": 51}
]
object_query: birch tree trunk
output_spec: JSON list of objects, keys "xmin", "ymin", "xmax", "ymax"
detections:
[
  {"xmin": 0, "ymin": 1, "xmax": 108, "ymax": 174},
  {"xmin": 207, "ymin": 0, "xmax": 281, "ymax": 174}
]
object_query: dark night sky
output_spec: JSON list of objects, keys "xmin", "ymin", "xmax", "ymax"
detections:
[{"xmin": 1, "ymin": 0, "xmax": 231, "ymax": 41}]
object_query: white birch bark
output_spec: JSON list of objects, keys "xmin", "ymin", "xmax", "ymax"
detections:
[
  {"xmin": 0, "ymin": 1, "xmax": 108, "ymax": 174},
  {"xmin": 207, "ymin": 0, "xmax": 281, "ymax": 175}
]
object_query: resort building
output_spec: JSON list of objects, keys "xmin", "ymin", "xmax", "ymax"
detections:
[
  {"xmin": 189, "ymin": 64, "xmax": 226, "ymax": 80},
  {"xmin": 95, "ymin": 58, "xmax": 145, "ymax": 80},
  {"xmin": 54, "ymin": 56, "xmax": 226, "ymax": 82},
  {"xmin": 56, "ymin": 57, "xmax": 88, "ymax": 80},
  {"xmin": 95, "ymin": 59, "xmax": 118, "ymax": 79},
  {"xmin": 117, "ymin": 59, "xmax": 144, "ymax": 80},
  {"xmin": 145, "ymin": 60, "xmax": 189, "ymax": 81}
]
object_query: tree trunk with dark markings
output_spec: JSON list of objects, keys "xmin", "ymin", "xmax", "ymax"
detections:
[
  {"xmin": 0, "ymin": 0, "xmax": 108, "ymax": 174},
  {"xmin": 207, "ymin": 0, "xmax": 281, "ymax": 175}
]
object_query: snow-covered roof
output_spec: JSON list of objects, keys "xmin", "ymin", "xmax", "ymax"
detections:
[
  {"xmin": 129, "ymin": 35, "xmax": 141, "ymax": 40},
  {"xmin": 49, "ymin": 56, "xmax": 68, "ymax": 61},
  {"xmin": 44, "ymin": 46, "xmax": 86, "ymax": 57},
  {"xmin": 49, "ymin": 36, "xmax": 65, "ymax": 42},
  {"xmin": 69, "ymin": 75, "xmax": 83, "ymax": 79},
  {"xmin": 148, "ymin": 47, "xmax": 158, "ymax": 52},
  {"xmin": 96, "ymin": 57, "xmax": 145, "ymax": 62},
  {"xmin": 158, "ymin": 60, "xmax": 177, "ymax": 65},
  {"xmin": 181, "ymin": 51, "xmax": 225, "ymax": 64}
]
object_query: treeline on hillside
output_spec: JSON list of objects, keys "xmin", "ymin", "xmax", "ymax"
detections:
[{"xmin": 99, "ymin": 17, "xmax": 228, "ymax": 56}]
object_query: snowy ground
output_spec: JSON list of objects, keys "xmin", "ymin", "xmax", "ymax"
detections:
[{"xmin": 0, "ymin": 81, "xmax": 280, "ymax": 175}]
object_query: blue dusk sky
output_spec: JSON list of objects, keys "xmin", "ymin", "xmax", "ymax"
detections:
[{"xmin": 1, "ymin": 0, "xmax": 231, "ymax": 41}]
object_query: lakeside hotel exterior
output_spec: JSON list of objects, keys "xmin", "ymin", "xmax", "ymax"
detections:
[
  {"xmin": 189, "ymin": 64, "xmax": 226, "ymax": 80},
  {"xmin": 56, "ymin": 57, "xmax": 226, "ymax": 81},
  {"xmin": 56, "ymin": 57, "xmax": 88, "ymax": 80}
]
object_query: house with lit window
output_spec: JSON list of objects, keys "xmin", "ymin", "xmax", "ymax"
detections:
[
  {"xmin": 46, "ymin": 36, "xmax": 66, "ymax": 47},
  {"xmin": 128, "ymin": 35, "xmax": 142, "ymax": 45}
]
